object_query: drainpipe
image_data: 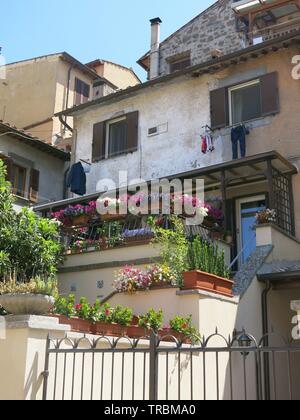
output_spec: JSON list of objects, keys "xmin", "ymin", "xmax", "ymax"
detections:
[{"xmin": 261, "ymin": 281, "xmax": 272, "ymax": 400}]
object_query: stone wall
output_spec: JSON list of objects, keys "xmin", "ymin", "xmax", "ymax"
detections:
[{"xmin": 158, "ymin": 0, "xmax": 246, "ymax": 77}]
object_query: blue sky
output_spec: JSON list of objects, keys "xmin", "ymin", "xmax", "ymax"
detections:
[{"xmin": 1, "ymin": 0, "xmax": 215, "ymax": 81}]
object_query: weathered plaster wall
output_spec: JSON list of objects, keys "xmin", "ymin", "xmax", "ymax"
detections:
[
  {"xmin": 74, "ymin": 47, "xmax": 300, "ymax": 237},
  {"xmin": 0, "ymin": 134, "xmax": 66, "ymax": 204},
  {"xmin": 158, "ymin": 0, "xmax": 245, "ymax": 77}
]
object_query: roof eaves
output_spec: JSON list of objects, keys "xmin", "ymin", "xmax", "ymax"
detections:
[
  {"xmin": 0, "ymin": 122, "xmax": 70, "ymax": 161},
  {"xmin": 56, "ymin": 30, "xmax": 300, "ymax": 118}
]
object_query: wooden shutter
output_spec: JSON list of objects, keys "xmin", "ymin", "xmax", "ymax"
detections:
[
  {"xmin": 92, "ymin": 122, "xmax": 106, "ymax": 162},
  {"xmin": 210, "ymin": 87, "xmax": 229, "ymax": 130},
  {"xmin": 29, "ymin": 168, "xmax": 40, "ymax": 203},
  {"xmin": 0, "ymin": 154, "xmax": 13, "ymax": 182},
  {"xmin": 75, "ymin": 78, "xmax": 82, "ymax": 106},
  {"xmin": 126, "ymin": 111, "xmax": 139, "ymax": 152},
  {"xmin": 260, "ymin": 72, "xmax": 279, "ymax": 116}
]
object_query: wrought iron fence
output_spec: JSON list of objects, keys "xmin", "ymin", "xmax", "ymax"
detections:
[{"xmin": 42, "ymin": 331, "xmax": 300, "ymax": 401}]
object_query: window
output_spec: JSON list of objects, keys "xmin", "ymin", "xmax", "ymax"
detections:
[
  {"xmin": 210, "ymin": 72, "xmax": 279, "ymax": 130},
  {"xmin": 92, "ymin": 111, "xmax": 139, "ymax": 162},
  {"xmin": 75, "ymin": 78, "xmax": 90, "ymax": 106},
  {"xmin": 107, "ymin": 118, "xmax": 128, "ymax": 158},
  {"xmin": 168, "ymin": 52, "xmax": 191, "ymax": 74},
  {"xmin": 229, "ymin": 80, "xmax": 262, "ymax": 125},
  {"xmin": 12, "ymin": 164, "xmax": 26, "ymax": 197}
]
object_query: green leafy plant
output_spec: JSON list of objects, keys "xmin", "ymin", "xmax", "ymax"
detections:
[
  {"xmin": 0, "ymin": 277, "xmax": 58, "ymax": 297},
  {"xmin": 74, "ymin": 297, "xmax": 92, "ymax": 320},
  {"xmin": 0, "ymin": 162, "xmax": 64, "ymax": 280},
  {"xmin": 187, "ymin": 236, "xmax": 231, "ymax": 279},
  {"xmin": 138, "ymin": 308, "xmax": 164, "ymax": 332},
  {"xmin": 97, "ymin": 221, "xmax": 123, "ymax": 247},
  {"xmin": 148, "ymin": 216, "xmax": 189, "ymax": 286},
  {"xmin": 169, "ymin": 315, "xmax": 200, "ymax": 343},
  {"xmin": 53, "ymin": 294, "xmax": 76, "ymax": 318}
]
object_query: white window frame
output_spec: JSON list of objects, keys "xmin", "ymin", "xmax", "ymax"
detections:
[
  {"xmin": 105, "ymin": 116, "xmax": 127, "ymax": 159},
  {"xmin": 228, "ymin": 79, "xmax": 261, "ymax": 126}
]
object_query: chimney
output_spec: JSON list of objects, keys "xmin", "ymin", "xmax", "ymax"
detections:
[{"xmin": 149, "ymin": 17, "xmax": 162, "ymax": 80}]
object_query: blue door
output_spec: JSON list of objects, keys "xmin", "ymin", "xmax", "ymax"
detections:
[{"xmin": 238, "ymin": 197, "xmax": 266, "ymax": 264}]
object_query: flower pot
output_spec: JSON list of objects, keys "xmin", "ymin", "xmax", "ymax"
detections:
[
  {"xmin": 72, "ymin": 214, "xmax": 90, "ymax": 226},
  {"xmin": 182, "ymin": 271, "xmax": 234, "ymax": 297},
  {"xmin": 52, "ymin": 315, "xmax": 93, "ymax": 333},
  {"xmin": 0, "ymin": 294, "xmax": 55, "ymax": 315},
  {"xmin": 126, "ymin": 325, "xmax": 147, "ymax": 339},
  {"xmin": 225, "ymin": 235, "xmax": 233, "ymax": 245},
  {"xmin": 209, "ymin": 231, "xmax": 223, "ymax": 241},
  {"xmin": 159, "ymin": 329, "xmax": 192, "ymax": 345},
  {"xmin": 99, "ymin": 237, "xmax": 109, "ymax": 250},
  {"xmin": 91, "ymin": 322, "xmax": 126, "ymax": 337}
]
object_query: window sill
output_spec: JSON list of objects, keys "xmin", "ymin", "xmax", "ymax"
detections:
[{"xmin": 93, "ymin": 149, "xmax": 138, "ymax": 163}]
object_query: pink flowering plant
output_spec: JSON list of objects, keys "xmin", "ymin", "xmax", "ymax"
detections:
[
  {"xmin": 113, "ymin": 266, "xmax": 152, "ymax": 293},
  {"xmin": 51, "ymin": 201, "xmax": 98, "ymax": 224}
]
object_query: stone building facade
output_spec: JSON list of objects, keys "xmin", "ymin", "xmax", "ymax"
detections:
[{"xmin": 138, "ymin": 0, "xmax": 246, "ymax": 78}]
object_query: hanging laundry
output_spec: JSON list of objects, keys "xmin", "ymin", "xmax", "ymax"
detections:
[
  {"xmin": 201, "ymin": 136, "xmax": 208, "ymax": 154},
  {"xmin": 67, "ymin": 162, "xmax": 86, "ymax": 196},
  {"xmin": 207, "ymin": 134, "xmax": 215, "ymax": 152},
  {"xmin": 231, "ymin": 124, "xmax": 250, "ymax": 160}
]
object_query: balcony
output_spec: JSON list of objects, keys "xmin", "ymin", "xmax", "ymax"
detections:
[{"xmin": 232, "ymin": 0, "xmax": 300, "ymax": 45}]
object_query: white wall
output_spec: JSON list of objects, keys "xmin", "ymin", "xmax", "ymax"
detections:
[{"xmin": 74, "ymin": 74, "xmax": 231, "ymax": 193}]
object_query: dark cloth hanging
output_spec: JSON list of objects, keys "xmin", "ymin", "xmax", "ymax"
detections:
[
  {"xmin": 231, "ymin": 125, "xmax": 250, "ymax": 160},
  {"xmin": 67, "ymin": 162, "xmax": 86, "ymax": 196}
]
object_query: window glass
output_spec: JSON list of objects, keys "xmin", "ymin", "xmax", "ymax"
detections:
[
  {"xmin": 12, "ymin": 165, "xmax": 26, "ymax": 197},
  {"xmin": 231, "ymin": 82, "xmax": 262, "ymax": 124},
  {"xmin": 108, "ymin": 119, "xmax": 127, "ymax": 157}
]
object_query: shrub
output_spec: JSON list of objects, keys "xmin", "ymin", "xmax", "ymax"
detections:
[
  {"xmin": 169, "ymin": 315, "xmax": 200, "ymax": 343},
  {"xmin": 53, "ymin": 294, "xmax": 76, "ymax": 318},
  {"xmin": 0, "ymin": 277, "xmax": 58, "ymax": 297},
  {"xmin": 187, "ymin": 236, "xmax": 231, "ymax": 279},
  {"xmin": 0, "ymin": 162, "xmax": 64, "ymax": 280},
  {"xmin": 138, "ymin": 309, "xmax": 164, "ymax": 332},
  {"xmin": 147, "ymin": 215, "xmax": 189, "ymax": 286}
]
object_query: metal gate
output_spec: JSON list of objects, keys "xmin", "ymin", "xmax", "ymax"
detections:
[{"xmin": 42, "ymin": 331, "xmax": 300, "ymax": 401}]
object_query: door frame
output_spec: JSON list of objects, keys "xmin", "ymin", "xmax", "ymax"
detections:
[{"xmin": 235, "ymin": 194, "xmax": 266, "ymax": 266}]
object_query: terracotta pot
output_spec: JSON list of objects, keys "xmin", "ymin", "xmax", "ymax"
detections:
[
  {"xmin": 126, "ymin": 325, "xmax": 147, "ymax": 339},
  {"xmin": 158, "ymin": 329, "xmax": 192, "ymax": 345},
  {"xmin": 182, "ymin": 271, "xmax": 234, "ymax": 297},
  {"xmin": 91, "ymin": 322, "xmax": 126, "ymax": 337},
  {"xmin": 131, "ymin": 315, "xmax": 139, "ymax": 326},
  {"xmin": 52, "ymin": 315, "xmax": 93, "ymax": 333},
  {"xmin": 72, "ymin": 214, "xmax": 90, "ymax": 226},
  {"xmin": 99, "ymin": 237, "xmax": 109, "ymax": 250},
  {"xmin": 209, "ymin": 231, "xmax": 223, "ymax": 241},
  {"xmin": 225, "ymin": 235, "xmax": 233, "ymax": 245}
]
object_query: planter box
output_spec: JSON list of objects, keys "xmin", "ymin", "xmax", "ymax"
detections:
[
  {"xmin": 90, "ymin": 322, "xmax": 125, "ymax": 337},
  {"xmin": 159, "ymin": 329, "xmax": 193, "ymax": 345},
  {"xmin": 51, "ymin": 315, "xmax": 93, "ymax": 333},
  {"xmin": 182, "ymin": 271, "xmax": 234, "ymax": 297},
  {"xmin": 126, "ymin": 325, "xmax": 148, "ymax": 339}
]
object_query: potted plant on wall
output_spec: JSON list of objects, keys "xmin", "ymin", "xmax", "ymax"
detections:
[
  {"xmin": 183, "ymin": 237, "xmax": 233, "ymax": 297},
  {"xmin": 0, "ymin": 277, "xmax": 58, "ymax": 315}
]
